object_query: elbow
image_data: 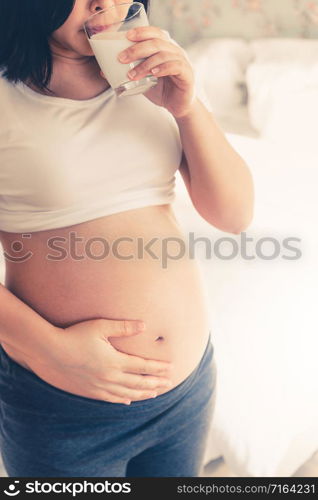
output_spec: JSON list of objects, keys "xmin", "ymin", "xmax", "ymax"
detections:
[
  {"xmin": 192, "ymin": 183, "xmax": 255, "ymax": 234},
  {"xmin": 224, "ymin": 187, "xmax": 255, "ymax": 234},
  {"xmin": 230, "ymin": 207, "xmax": 255, "ymax": 234},
  {"xmin": 231, "ymin": 223, "xmax": 251, "ymax": 235},
  {"xmin": 196, "ymin": 213, "xmax": 253, "ymax": 235},
  {"xmin": 194, "ymin": 202, "xmax": 254, "ymax": 234},
  {"xmin": 193, "ymin": 188, "xmax": 255, "ymax": 236},
  {"xmin": 219, "ymin": 218, "xmax": 252, "ymax": 235}
]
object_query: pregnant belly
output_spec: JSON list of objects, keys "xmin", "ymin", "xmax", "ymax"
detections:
[{"xmin": 0, "ymin": 205, "xmax": 211, "ymax": 395}]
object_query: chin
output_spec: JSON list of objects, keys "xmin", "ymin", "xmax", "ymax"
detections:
[
  {"xmin": 79, "ymin": 42, "xmax": 95, "ymax": 57},
  {"xmin": 77, "ymin": 31, "xmax": 94, "ymax": 55},
  {"xmin": 82, "ymin": 47, "xmax": 95, "ymax": 56}
]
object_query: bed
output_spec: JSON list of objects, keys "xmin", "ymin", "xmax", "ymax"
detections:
[{"xmin": 171, "ymin": 37, "xmax": 318, "ymax": 477}]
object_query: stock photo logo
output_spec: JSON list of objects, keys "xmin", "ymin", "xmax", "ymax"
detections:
[
  {"xmin": 3, "ymin": 480, "xmax": 20, "ymax": 496},
  {"xmin": 2, "ymin": 480, "xmax": 132, "ymax": 496},
  {"xmin": 3, "ymin": 234, "xmax": 33, "ymax": 263},
  {"xmin": 2, "ymin": 231, "xmax": 302, "ymax": 267}
]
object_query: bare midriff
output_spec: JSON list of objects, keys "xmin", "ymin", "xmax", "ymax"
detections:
[{"xmin": 0, "ymin": 204, "xmax": 210, "ymax": 397}]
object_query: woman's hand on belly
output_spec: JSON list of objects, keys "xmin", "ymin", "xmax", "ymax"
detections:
[{"xmin": 23, "ymin": 318, "xmax": 173, "ymax": 404}]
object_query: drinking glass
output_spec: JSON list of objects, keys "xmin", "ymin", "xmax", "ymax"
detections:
[{"xmin": 84, "ymin": 2, "xmax": 158, "ymax": 97}]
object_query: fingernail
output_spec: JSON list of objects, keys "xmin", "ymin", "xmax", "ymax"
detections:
[
  {"xmin": 135, "ymin": 321, "xmax": 145, "ymax": 331},
  {"xmin": 127, "ymin": 29, "xmax": 136, "ymax": 39},
  {"xmin": 151, "ymin": 393, "xmax": 157, "ymax": 398},
  {"xmin": 125, "ymin": 400, "xmax": 131, "ymax": 405},
  {"xmin": 118, "ymin": 52, "xmax": 129, "ymax": 62},
  {"xmin": 128, "ymin": 69, "xmax": 136, "ymax": 79}
]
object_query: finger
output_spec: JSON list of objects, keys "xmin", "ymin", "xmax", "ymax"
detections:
[
  {"xmin": 126, "ymin": 26, "xmax": 171, "ymax": 42},
  {"xmin": 118, "ymin": 38, "xmax": 179, "ymax": 65},
  {"xmin": 119, "ymin": 352, "xmax": 173, "ymax": 376},
  {"xmin": 149, "ymin": 60, "xmax": 189, "ymax": 79},
  {"xmin": 127, "ymin": 53, "xmax": 183, "ymax": 80},
  {"xmin": 94, "ymin": 390, "xmax": 132, "ymax": 405},
  {"xmin": 111, "ymin": 372, "xmax": 172, "ymax": 391},
  {"xmin": 98, "ymin": 318, "xmax": 146, "ymax": 338},
  {"xmin": 103, "ymin": 382, "xmax": 159, "ymax": 401}
]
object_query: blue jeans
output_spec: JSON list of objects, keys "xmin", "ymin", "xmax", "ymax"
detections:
[{"xmin": 0, "ymin": 332, "xmax": 217, "ymax": 477}]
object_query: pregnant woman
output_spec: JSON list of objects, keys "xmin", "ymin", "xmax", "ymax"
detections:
[{"xmin": 0, "ymin": 0, "xmax": 254, "ymax": 477}]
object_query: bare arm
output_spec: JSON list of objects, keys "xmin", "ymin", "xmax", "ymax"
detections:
[
  {"xmin": 176, "ymin": 97, "xmax": 255, "ymax": 234},
  {"xmin": 0, "ymin": 282, "xmax": 59, "ymax": 360}
]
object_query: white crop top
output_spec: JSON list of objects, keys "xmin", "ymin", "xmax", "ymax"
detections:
[{"xmin": 0, "ymin": 71, "xmax": 183, "ymax": 233}]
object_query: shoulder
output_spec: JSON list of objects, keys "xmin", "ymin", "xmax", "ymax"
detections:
[
  {"xmin": 0, "ymin": 69, "xmax": 21, "ymax": 108},
  {"xmin": 0, "ymin": 68, "xmax": 6, "ymax": 90},
  {"xmin": 0, "ymin": 70, "xmax": 9, "ymax": 116},
  {"xmin": 0, "ymin": 69, "xmax": 16, "ymax": 134},
  {"xmin": 0, "ymin": 67, "xmax": 7, "ymax": 83},
  {"xmin": 0, "ymin": 68, "xmax": 13, "ymax": 97}
]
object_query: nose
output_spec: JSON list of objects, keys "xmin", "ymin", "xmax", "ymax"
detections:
[{"xmin": 91, "ymin": 0, "xmax": 115, "ymax": 13}]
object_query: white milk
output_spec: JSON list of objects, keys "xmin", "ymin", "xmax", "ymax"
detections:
[{"xmin": 89, "ymin": 31, "xmax": 145, "ymax": 90}]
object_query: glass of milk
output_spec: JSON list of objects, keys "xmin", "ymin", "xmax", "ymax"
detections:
[{"xmin": 84, "ymin": 2, "xmax": 158, "ymax": 97}]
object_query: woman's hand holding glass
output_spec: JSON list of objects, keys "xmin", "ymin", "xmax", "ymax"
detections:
[{"xmin": 117, "ymin": 26, "xmax": 197, "ymax": 118}]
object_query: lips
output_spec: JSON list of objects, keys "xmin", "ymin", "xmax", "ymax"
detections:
[{"xmin": 89, "ymin": 25, "xmax": 109, "ymax": 36}]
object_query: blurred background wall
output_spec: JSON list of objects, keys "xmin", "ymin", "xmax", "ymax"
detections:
[{"xmin": 149, "ymin": 0, "xmax": 318, "ymax": 47}]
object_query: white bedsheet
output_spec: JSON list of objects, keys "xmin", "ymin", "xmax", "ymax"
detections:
[
  {"xmin": 172, "ymin": 132, "xmax": 318, "ymax": 477},
  {"xmin": 246, "ymin": 40, "xmax": 318, "ymax": 156}
]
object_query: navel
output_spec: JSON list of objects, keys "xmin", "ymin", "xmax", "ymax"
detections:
[{"xmin": 155, "ymin": 336, "xmax": 164, "ymax": 342}]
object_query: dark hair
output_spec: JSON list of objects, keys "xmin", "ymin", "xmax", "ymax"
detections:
[{"xmin": 0, "ymin": 0, "xmax": 150, "ymax": 94}]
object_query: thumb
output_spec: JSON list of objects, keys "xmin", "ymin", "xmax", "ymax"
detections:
[{"xmin": 100, "ymin": 319, "xmax": 146, "ymax": 338}]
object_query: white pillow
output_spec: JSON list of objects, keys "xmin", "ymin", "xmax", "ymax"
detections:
[
  {"xmin": 185, "ymin": 38, "xmax": 253, "ymax": 116},
  {"xmin": 250, "ymin": 38, "xmax": 318, "ymax": 63},
  {"xmin": 246, "ymin": 39, "xmax": 318, "ymax": 151}
]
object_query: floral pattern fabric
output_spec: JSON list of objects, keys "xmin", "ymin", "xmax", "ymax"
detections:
[{"xmin": 149, "ymin": 0, "xmax": 318, "ymax": 47}]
